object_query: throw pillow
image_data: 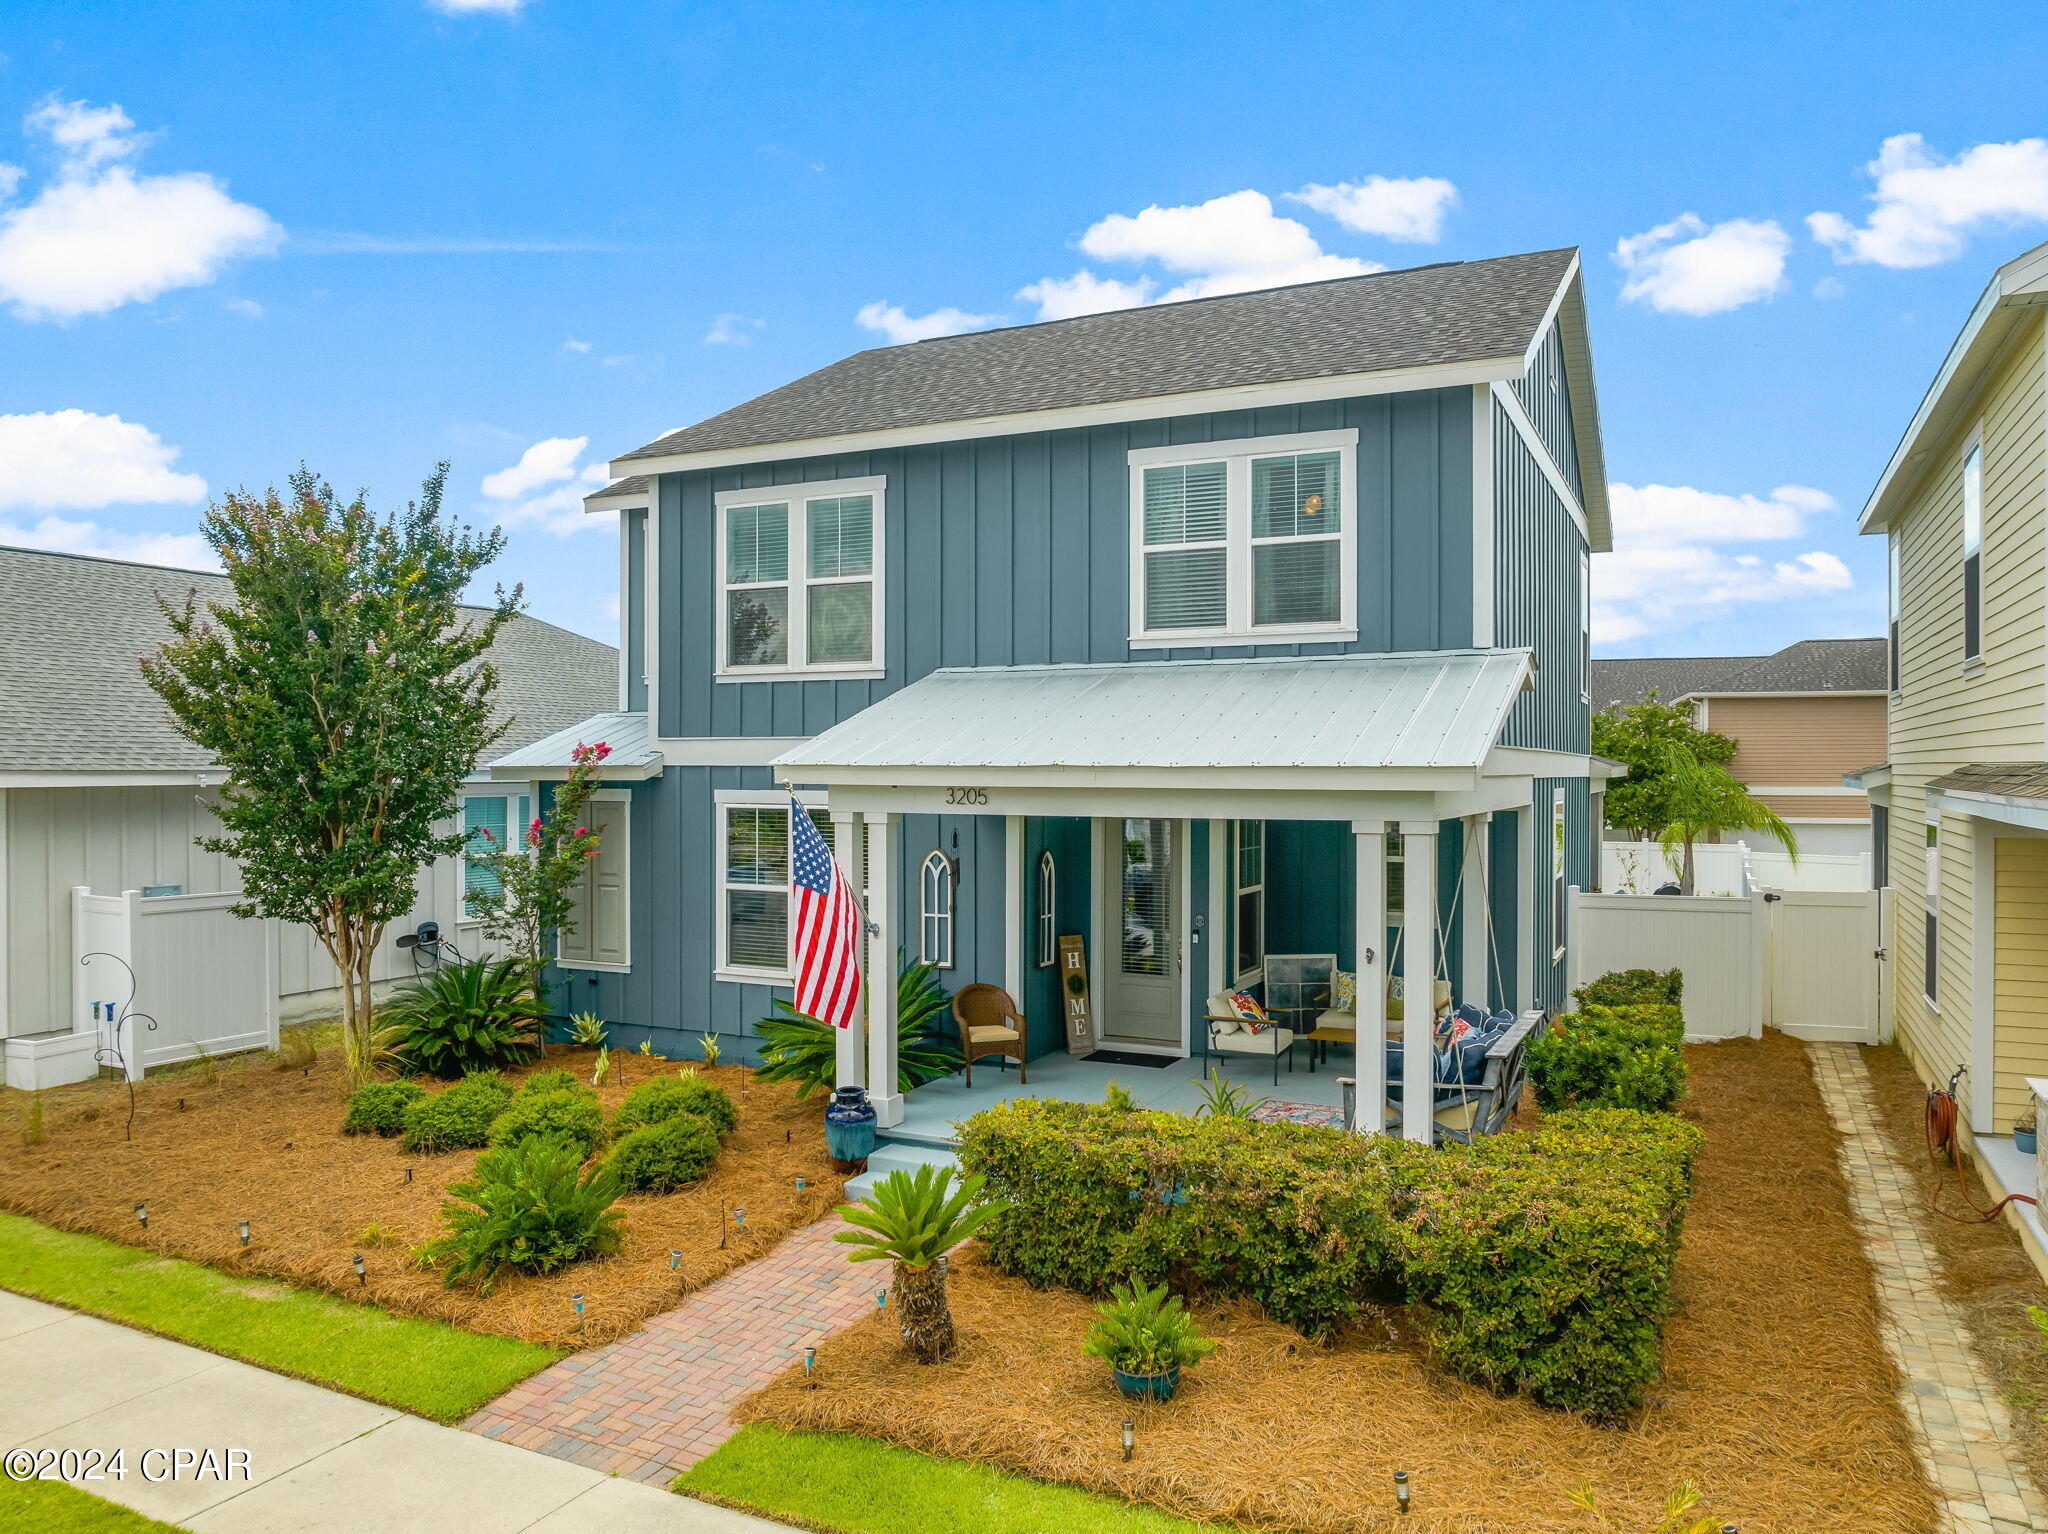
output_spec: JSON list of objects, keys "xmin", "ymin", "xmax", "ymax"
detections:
[{"xmin": 1331, "ymin": 970, "xmax": 1357, "ymax": 1012}]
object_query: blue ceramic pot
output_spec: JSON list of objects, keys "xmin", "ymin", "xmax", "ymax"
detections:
[
  {"xmin": 824, "ymin": 1085, "xmax": 878, "ymax": 1169},
  {"xmin": 2017, "ymin": 1128, "xmax": 2038, "ymax": 1156},
  {"xmin": 1112, "ymin": 1365, "xmax": 1181, "ymax": 1403}
]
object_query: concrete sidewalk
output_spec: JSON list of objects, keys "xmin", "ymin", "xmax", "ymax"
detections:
[{"xmin": 0, "ymin": 1290, "xmax": 791, "ymax": 1533}]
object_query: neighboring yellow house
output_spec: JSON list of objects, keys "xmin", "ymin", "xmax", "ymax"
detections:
[{"xmin": 1849, "ymin": 237, "xmax": 2048, "ymax": 1211}]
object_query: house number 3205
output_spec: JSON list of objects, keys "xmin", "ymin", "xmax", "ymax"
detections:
[{"xmin": 944, "ymin": 787, "xmax": 989, "ymax": 806}]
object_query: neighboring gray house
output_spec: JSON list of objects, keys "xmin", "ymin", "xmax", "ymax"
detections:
[
  {"xmin": 514, "ymin": 245, "xmax": 1615, "ymax": 1145},
  {"xmin": 0, "ymin": 546, "xmax": 615, "ymax": 1085}
]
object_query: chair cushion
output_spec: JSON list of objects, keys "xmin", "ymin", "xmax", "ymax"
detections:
[
  {"xmin": 1313, "ymin": 1009, "xmax": 1356, "ymax": 1032},
  {"xmin": 968, "ymin": 1025, "xmax": 1020, "ymax": 1043},
  {"xmin": 1212, "ymin": 1026, "xmax": 1293, "ymax": 1054},
  {"xmin": 1209, "ymin": 1016, "xmax": 1243, "ymax": 1036}
]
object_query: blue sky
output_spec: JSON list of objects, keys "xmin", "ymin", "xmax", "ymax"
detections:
[{"xmin": 3, "ymin": 1, "xmax": 2046, "ymax": 657}]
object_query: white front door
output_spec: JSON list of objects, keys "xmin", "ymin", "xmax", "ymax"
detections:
[{"xmin": 1099, "ymin": 818, "xmax": 1183, "ymax": 1048}]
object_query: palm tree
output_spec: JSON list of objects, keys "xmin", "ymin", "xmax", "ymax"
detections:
[
  {"xmin": 834, "ymin": 1165, "xmax": 1006, "ymax": 1363},
  {"xmin": 1656, "ymin": 742, "xmax": 1799, "ymax": 894}
]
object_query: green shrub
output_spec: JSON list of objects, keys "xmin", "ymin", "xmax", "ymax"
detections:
[
  {"xmin": 419, "ymin": 1136, "xmax": 626, "ymax": 1291},
  {"xmin": 754, "ymin": 954, "xmax": 960, "ymax": 1098},
  {"xmin": 382, "ymin": 958, "xmax": 544, "ymax": 1079},
  {"xmin": 613, "ymin": 1072, "xmax": 739, "ymax": 1140},
  {"xmin": 608, "ymin": 1115, "xmax": 720, "ymax": 1192},
  {"xmin": 342, "ymin": 1080, "xmax": 426, "ymax": 1137},
  {"xmin": 1528, "ymin": 1003, "xmax": 1687, "ymax": 1113},
  {"xmin": 955, "ymin": 1099, "xmax": 1703, "ymax": 1419},
  {"xmin": 1081, "ymin": 1280, "xmax": 1216, "ymax": 1376},
  {"xmin": 1572, "ymin": 967, "xmax": 1683, "ymax": 1009},
  {"xmin": 487, "ymin": 1087, "xmax": 608, "ymax": 1158},
  {"xmin": 400, "ymin": 1074, "xmax": 514, "ymax": 1154},
  {"xmin": 518, "ymin": 1068, "xmax": 581, "ymax": 1097}
]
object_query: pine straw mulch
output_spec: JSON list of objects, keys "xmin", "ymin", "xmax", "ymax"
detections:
[
  {"xmin": 1863, "ymin": 1042, "xmax": 2048, "ymax": 1498},
  {"xmin": 738, "ymin": 1030, "xmax": 1936, "ymax": 1534},
  {"xmin": 0, "ymin": 1043, "xmax": 843, "ymax": 1349}
]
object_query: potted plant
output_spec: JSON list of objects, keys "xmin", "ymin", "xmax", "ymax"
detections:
[
  {"xmin": 1082, "ymin": 1280, "xmax": 1215, "ymax": 1403},
  {"xmin": 2017, "ymin": 1110, "xmax": 2038, "ymax": 1156}
]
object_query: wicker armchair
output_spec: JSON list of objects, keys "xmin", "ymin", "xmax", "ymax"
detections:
[{"xmin": 950, "ymin": 983, "xmax": 1029, "ymax": 1088}]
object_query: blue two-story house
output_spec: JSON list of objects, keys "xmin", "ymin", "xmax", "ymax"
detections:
[{"xmin": 492, "ymin": 246, "xmax": 1613, "ymax": 1143}]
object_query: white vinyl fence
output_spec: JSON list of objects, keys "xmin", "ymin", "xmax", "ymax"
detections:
[
  {"xmin": 1602, "ymin": 839, "xmax": 1872, "ymax": 896},
  {"xmin": 74, "ymin": 888, "xmax": 278, "ymax": 1081},
  {"xmin": 1569, "ymin": 883, "xmax": 1884, "ymax": 1045}
]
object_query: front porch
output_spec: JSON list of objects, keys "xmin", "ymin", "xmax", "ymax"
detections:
[{"xmin": 886, "ymin": 1048, "xmax": 1350, "ymax": 1149}]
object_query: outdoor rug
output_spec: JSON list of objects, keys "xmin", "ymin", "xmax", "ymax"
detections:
[{"xmin": 1248, "ymin": 1098, "xmax": 1344, "ymax": 1128}]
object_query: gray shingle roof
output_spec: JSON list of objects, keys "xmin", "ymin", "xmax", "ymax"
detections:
[
  {"xmin": 1587, "ymin": 656, "xmax": 1766, "ymax": 710},
  {"xmin": 0, "ymin": 545, "xmax": 616, "ymax": 775},
  {"xmin": 584, "ymin": 475, "xmax": 649, "ymax": 506},
  {"xmin": 617, "ymin": 248, "xmax": 1579, "ymax": 462},
  {"xmin": 1928, "ymin": 763, "xmax": 2048, "ymax": 802},
  {"xmin": 1589, "ymin": 638, "xmax": 1887, "ymax": 711}
]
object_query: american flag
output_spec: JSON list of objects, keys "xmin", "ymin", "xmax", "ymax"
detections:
[{"xmin": 789, "ymin": 793, "xmax": 864, "ymax": 1030}]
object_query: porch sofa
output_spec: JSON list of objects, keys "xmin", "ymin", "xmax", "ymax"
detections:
[{"xmin": 1387, "ymin": 1009, "xmax": 1542, "ymax": 1143}]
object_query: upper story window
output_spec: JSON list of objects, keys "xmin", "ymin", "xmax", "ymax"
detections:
[
  {"xmin": 1960, "ymin": 440, "xmax": 1983, "ymax": 665},
  {"xmin": 1887, "ymin": 534, "xmax": 1901, "ymax": 692},
  {"xmin": 716, "ymin": 476, "xmax": 885, "ymax": 680},
  {"xmin": 1578, "ymin": 548, "xmax": 1591, "ymax": 704},
  {"xmin": 1126, "ymin": 429, "xmax": 1358, "ymax": 648}
]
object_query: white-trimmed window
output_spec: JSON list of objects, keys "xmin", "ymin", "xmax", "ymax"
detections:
[
  {"xmin": 1233, "ymin": 820, "xmax": 1266, "ymax": 983},
  {"xmin": 1579, "ymin": 548, "xmax": 1592, "ymax": 704},
  {"xmin": 463, "ymin": 790, "xmax": 531, "ymax": 910},
  {"xmin": 1127, "ymin": 429, "xmax": 1358, "ymax": 647},
  {"xmin": 919, "ymin": 850, "xmax": 955, "ymax": 969},
  {"xmin": 716, "ymin": 476, "xmax": 884, "ymax": 679},
  {"xmin": 558, "ymin": 792, "xmax": 630, "ymax": 970},
  {"xmin": 715, "ymin": 790, "xmax": 831, "ymax": 981},
  {"xmin": 1035, "ymin": 850, "xmax": 1057, "ymax": 968},
  {"xmin": 1961, "ymin": 439, "xmax": 1983, "ymax": 664},
  {"xmin": 1551, "ymin": 788, "xmax": 1568, "ymax": 962},
  {"xmin": 1923, "ymin": 812, "xmax": 1940, "ymax": 1007}
]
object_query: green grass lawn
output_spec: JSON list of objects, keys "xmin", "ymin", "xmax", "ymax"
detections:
[
  {"xmin": 0, "ymin": 1212, "xmax": 561, "ymax": 1422},
  {"xmin": 0, "ymin": 1478, "xmax": 184, "ymax": 1533},
  {"xmin": 675, "ymin": 1425, "xmax": 1225, "ymax": 1534}
]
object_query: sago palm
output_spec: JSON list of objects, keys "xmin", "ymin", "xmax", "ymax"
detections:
[{"xmin": 834, "ymin": 1164, "xmax": 1006, "ymax": 1363}]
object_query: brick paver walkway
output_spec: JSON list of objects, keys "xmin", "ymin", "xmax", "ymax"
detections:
[
  {"xmin": 465, "ymin": 1216, "xmax": 876, "ymax": 1484},
  {"xmin": 1808, "ymin": 1043, "xmax": 2048, "ymax": 1534}
]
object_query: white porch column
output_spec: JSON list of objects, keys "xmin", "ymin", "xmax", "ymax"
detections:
[
  {"xmin": 831, "ymin": 808, "xmax": 866, "ymax": 1090},
  {"xmin": 1003, "ymin": 816, "xmax": 1025, "ymax": 1003},
  {"xmin": 865, "ymin": 811, "xmax": 903, "ymax": 1127},
  {"xmin": 1461, "ymin": 813, "xmax": 1491, "ymax": 1009},
  {"xmin": 1399, "ymin": 819, "xmax": 1439, "ymax": 1144},
  {"xmin": 1351, "ymin": 821, "xmax": 1388, "ymax": 1134}
]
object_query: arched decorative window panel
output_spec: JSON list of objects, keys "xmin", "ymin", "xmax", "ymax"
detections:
[
  {"xmin": 1036, "ymin": 850, "xmax": 1057, "ymax": 968},
  {"xmin": 919, "ymin": 849, "xmax": 955, "ymax": 969}
]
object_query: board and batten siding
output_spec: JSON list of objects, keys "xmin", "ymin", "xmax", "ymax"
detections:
[
  {"xmin": 1509, "ymin": 321, "xmax": 1582, "ymax": 502},
  {"xmin": 654, "ymin": 388, "xmax": 1475, "ymax": 739},
  {"xmin": 1992, "ymin": 835, "xmax": 2048, "ymax": 1129},
  {"xmin": 1884, "ymin": 306, "xmax": 2047, "ymax": 1123},
  {"xmin": 1702, "ymin": 694, "xmax": 1887, "ymax": 799},
  {"xmin": 1492, "ymin": 401, "xmax": 1589, "ymax": 755},
  {"xmin": 623, "ymin": 509, "xmax": 648, "ymax": 714}
]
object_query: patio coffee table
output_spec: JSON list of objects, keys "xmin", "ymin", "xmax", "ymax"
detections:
[{"xmin": 1304, "ymin": 1022, "xmax": 1354, "ymax": 1071}]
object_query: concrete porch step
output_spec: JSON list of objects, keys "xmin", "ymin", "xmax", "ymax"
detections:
[{"xmin": 842, "ymin": 1140, "xmax": 960, "ymax": 1202}]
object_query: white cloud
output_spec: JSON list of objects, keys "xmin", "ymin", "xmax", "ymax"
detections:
[
  {"xmin": 224, "ymin": 296, "xmax": 262, "ymax": 318},
  {"xmin": 0, "ymin": 162, "xmax": 24, "ymax": 199},
  {"xmin": 1613, "ymin": 214, "xmax": 1790, "ymax": 316},
  {"xmin": 1015, "ymin": 189, "xmax": 1382, "ymax": 322},
  {"xmin": 0, "ymin": 409, "xmax": 207, "ymax": 512},
  {"xmin": 705, "ymin": 312, "xmax": 763, "ymax": 345},
  {"xmin": 561, "ymin": 335, "xmax": 591, "ymax": 353},
  {"xmin": 427, "ymin": 0, "xmax": 527, "ymax": 12},
  {"xmin": 1287, "ymin": 175, "xmax": 1459, "ymax": 243},
  {"xmin": 479, "ymin": 435, "xmax": 611, "ymax": 536},
  {"xmin": 0, "ymin": 513, "xmax": 216, "ymax": 570},
  {"xmin": 0, "ymin": 97, "xmax": 281, "ymax": 321},
  {"xmin": 1808, "ymin": 134, "xmax": 2048, "ymax": 268},
  {"xmin": 1594, "ymin": 480, "xmax": 1852, "ymax": 643},
  {"xmin": 855, "ymin": 300, "xmax": 1003, "ymax": 345},
  {"xmin": 1015, "ymin": 270, "xmax": 1156, "ymax": 320}
]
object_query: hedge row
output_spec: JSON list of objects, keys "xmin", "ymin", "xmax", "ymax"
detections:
[
  {"xmin": 954, "ymin": 1099, "xmax": 1702, "ymax": 1418},
  {"xmin": 1527, "ymin": 1002, "xmax": 1688, "ymax": 1114}
]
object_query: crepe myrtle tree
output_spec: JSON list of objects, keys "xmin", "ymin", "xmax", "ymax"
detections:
[
  {"xmin": 464, "ymin": 739, "xmax": 611, "ymax": 1020},
  {"xmin": 143, "ymin": 464, "xmax": 519, "ymax": 1085}
]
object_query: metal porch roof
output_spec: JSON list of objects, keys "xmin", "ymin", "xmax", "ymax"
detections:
[
  {"xmin": 488, "ymin": 710, "xmax": 663, "ymax": 780},
  {"xmin": 772, "ymin": 651, "xmax": 1535, "ymax": 776}
]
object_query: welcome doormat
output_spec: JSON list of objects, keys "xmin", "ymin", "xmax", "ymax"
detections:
[
  {"xmin": 1249, "ymin": 1098, "xmax": 1345, "ymax": 1128},
  {"xmin": 1080, "ymin": 1049, "xmax": 1175, "ymax": 1068}
]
